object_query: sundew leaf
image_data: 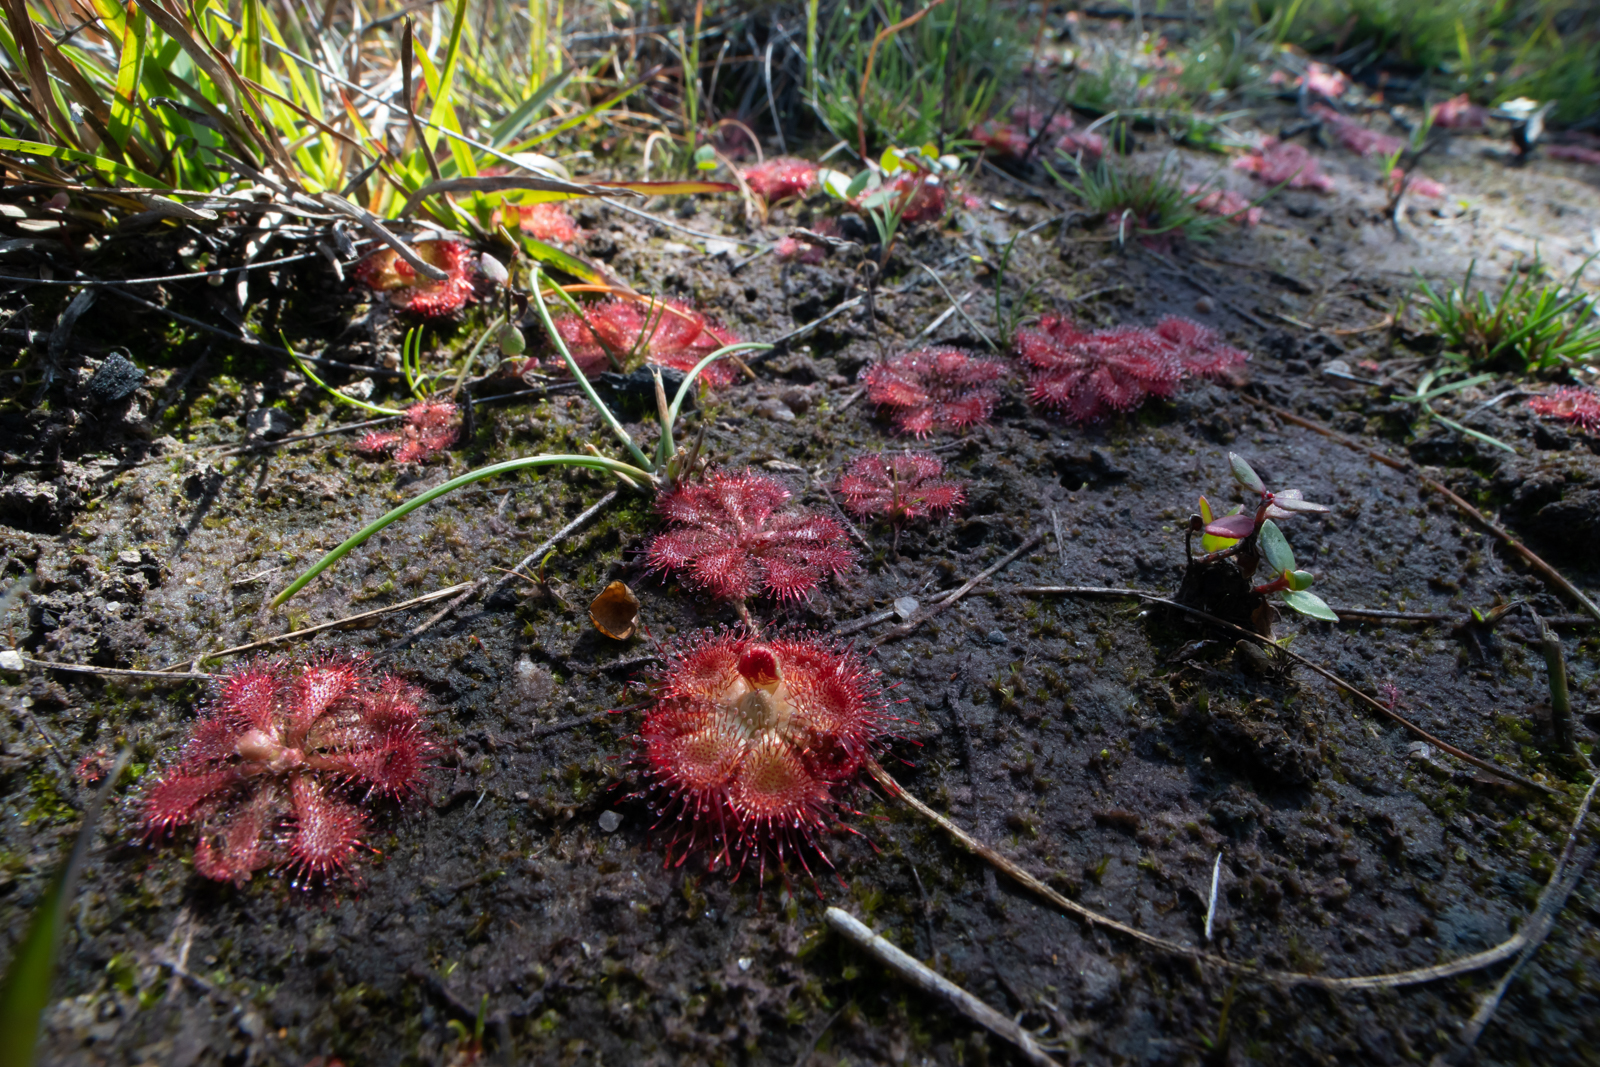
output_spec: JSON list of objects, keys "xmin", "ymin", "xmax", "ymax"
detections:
[
  {"xmin": 1282, "ymin": 589, "xmax": 1338, "ymax": 621},
  {"xmin": 1228, "ymin": 452, "xmax": 1265, "ymax": 494},
  {"xmin": 1257, "ymin": 519, "xmax": 1296, "ymax": 575}
]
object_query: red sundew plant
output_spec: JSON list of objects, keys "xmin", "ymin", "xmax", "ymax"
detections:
[
  {"xmin": 355, "ymin": 399, "xmax": 461, "ymax": 463},
  {"xmin": 1232, "ymin": 140, "xmax": 1335, "ymax": 192},
  {"xmin": 352, "ymin": 239, "xmax": 476, "ymax": 318},
  {"xmin": 1528, "ymin": 387, "xmax": 1600, "ymax": 433},
  {"xmin": 1310, "ymin": 105, "xmax": 1403, "ymax": 159},
  {"xmin": 742, "ymin": 157, "xmax": 819, "ymax": 204},
  {"xmin": 1015, "ymin": 315, "xmax": 1249, "ymax": 423},
  {"xmin": 1431, "ymin": 94, "xmax": 1489, "ymax": 131},
  {"xmin": 636, "ymin": 627, "xmax": 890, "ymax": 885},
  {"xmin": 859, "ymin": 348, "xmax": 1006, "ymax": 436},
  {"xmin": 1186, "ymin": 186, "xmax": 1261, "ymax": 226},
  {"xmin": 837, "ymin": 452, "xmax": 964, "ymax": 553},
  {"xmin": 645, "ymin": 468, "xmax": 855, "ymax": 608},
  {"xmin": 510, "ymin": 201, "xmax": 582, "ymax": 243},
  {"xmin": 550, "ymin": 297, "xmax": 741, "ymax": 386},
  {"xmin": 139, "ymin": 657, "xmax": 434, "ymax": 888}
]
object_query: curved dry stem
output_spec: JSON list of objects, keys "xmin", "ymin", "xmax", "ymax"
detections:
[{"xmin": 870, "ymin": 759, "xmax": 1545, "ymax": 991}]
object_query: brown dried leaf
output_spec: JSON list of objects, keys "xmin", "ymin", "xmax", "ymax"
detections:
[{"xmin": 589, "ymin": 580, "xmax": 640, "ymax": 640}]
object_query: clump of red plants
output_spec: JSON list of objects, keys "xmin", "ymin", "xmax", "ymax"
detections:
[
  {"xmin": 1233, "ymin": 140, "xmax": 1335, "ymax": 193},
  {"xmin": 1528, "ymin": 387, "xmax": 1600, "ymax": 433},
  {"xmin": 139, "ymin": 656, "xmax": 434, "ymax": 888},
  {"xmin": 860, "ymin": 348, "xmax": 1006, "ymax": 436},
  {"xmin": 838, "ymin": 452, "xmax": 965, "ymax": 553},
  {"xmin": 550, "ymin": 297, "xmax": 741, "ymax": 386},
  {"xmin": 352, "ymin": 239, "xmax": 477, "ymax": 318},
  {"xmin": 742, "ymin": 157, "xmax": 819, "ymax": 204},
  {"xmin": 355, "ymin": 399, "xmax": 461, "ymax": 463},
  {"xmin": 645, "ymin": 468, "xmax": 854, "ymax": 615},
  {"xmin": 1015, "ymin": 314, "xmax": 1249, "ymax": 423},
  {"xmin": 635, "ymin": 626, "xmax": 891, "ymax": 886}
]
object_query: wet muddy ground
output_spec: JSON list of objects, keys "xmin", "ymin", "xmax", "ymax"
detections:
[{"xmin": 3, "ymin": 58, "xmax": 1600, "ymax": 1067}]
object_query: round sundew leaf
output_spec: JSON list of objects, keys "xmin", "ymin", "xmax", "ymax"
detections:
[
  {"xmin": 1258, "ymin": 519, "xmax": 1297, "ymax": 575},
  {"xmin": 1282, "ymin": 589, "xmax": 1339, "ymax": 621},
  {"xmin": 1229, "ymin": 452, "xmax": 1265, "ymax": 494},
  {"xmin": 1288, "ymin": 569, "xmax": 1316, "ymax": 591},
  {"xmin": 1205, "ymin": 513, "xmax": 1257, "ymax": 539}
]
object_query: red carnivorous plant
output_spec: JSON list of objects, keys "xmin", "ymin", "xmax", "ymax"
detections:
[
  {"xmin": 140, "ymin": 656, "xmax": 434, "ymax": 888},
  {"xmin": 355, "ymin": 399, "xmax": 461, "ymax": 463},
  {"xmin": 1016, "ymin": 315, "xmax": 1249, "ymax": 423},
  {"xmin": 1528, "ymin": 387, "xmax": 1600, "ymax": 434},
  {"xmin": 742, "ymin": 157, "xmax": 819, "ymax": 204},
  {"xmin": 550, "ymin": 297, "xmax": 741, "ymax": 386},
  {"xmin": 860, "ymin": 348, "xmax": 1006, "ymax": 436},
  {"xmin": 645, "ymin": 468, "xmax": 855, "ymax": 617},
  {"xmin": 637, "ymin": 627, "xmax": 890, "ymax": 885},
  {"xmin": 838, "ymin": 452, "xmax": 965, "ymax": 553},
  {"xmin": 1232, "ymin": 140, "xmax": 1335, "ymax": 193},
  {"xmin": 352, "ymin": 239, "xmax": 477, "ymax": 318}
]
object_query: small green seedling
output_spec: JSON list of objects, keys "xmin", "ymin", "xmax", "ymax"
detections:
[{"xmin": 1253, "ymin": 520, "xmax": 1337, "ymax": 621}]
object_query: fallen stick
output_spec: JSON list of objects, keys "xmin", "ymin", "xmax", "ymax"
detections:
[
  {"xmin": 869, "ymin": 758, "xmax": 1572, "ymax": 990},
  {"xmin": 1004, "ymin": 585, "xmax": 1559, "ymax": 796},
  {"xmin": 1432, "ymin": 772, "xmax": 1599, "ymax": 1064},
  {"xmin": 824, "ymin": 907, "xmax": 1064, "ymax": 1067},
  {"xmin": 155, "ymin": 582, "xmax": 477, "ymax": 671},
  {"xmin": 1242, "ymin": 395, "xmax": 1600, "ymax": 625},
  {"xmin": 876, "ymin": 533, "xmax": 1045, "ymax": 641},
  {"xmin": 12, "ymin": 656, "xmax": 218, "ymax": 682}
]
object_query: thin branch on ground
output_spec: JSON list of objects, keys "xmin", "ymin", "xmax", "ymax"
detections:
[
  {"xmin": 1243, "ymin": 396, "xmax": 1600, "ymax": 624},
  {"xmin": 1006, "ymin": 585, "xmax": 1559, "ymax": 795},
  {"xmin": 912, "ymin": 290, "xmax": 974, "ymax": 342},
  {"xmin": 914, "ymin": 262, "xmax": 995, "ymax": 349},
  {"xmin": 1432, "ymin": 772, "xmax": 1599, "ymax": 1065},
  {"xmin": 13, "ymin": 657, "xmax": 218, "ymax": 682},
  {"xmin": 824, "ymin": 907, "xmax": 1064, "ymax": 1067},
  {"xmin": 156, "ymin": 583, "xmax": 477, "ymax": 672},
  {"xmin": 876, "ymin": 533, "xmax": 1046, "ymax": 640},
  {"xmin": 869, "ymin": 758, "xmax": 1572, "ymax": 989}
]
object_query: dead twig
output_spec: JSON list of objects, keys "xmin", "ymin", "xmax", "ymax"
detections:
[
  {"xmin": 1241, "ymin": 396, "xmax": 1600, "ymax": 625},
  {"xmin": 1432, "ymin": 773, "xmax": 1599, "ymax": 1065},
  {"xmin": 869, "ymin": 758, "xmax": 1563, "ymax": 989},
  {"xmin": 156, "ymin": 582, "xmax": 476, "ymax": 671},
  {"xmin": 878, "ymin": 533, "xmax": 1045, "ymax": 640},
  {"xmin": 14, "ymin": 656, "xmax": 218, "ymax": 682},
  {"xmin": 1005, "ymin": 586, "xmax": 1559, "ymax": 795},
  {"xmin": 824, "ymin": 908, "xmax": 1064, "ymax": 1067}
]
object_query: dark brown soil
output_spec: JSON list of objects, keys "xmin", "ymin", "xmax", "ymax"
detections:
[{"xmin": 3, "ymin": 68, "xmax": 1600, "ymax": 1067}]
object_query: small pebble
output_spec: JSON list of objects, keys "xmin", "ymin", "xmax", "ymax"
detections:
[
  {"xmin": 893, "ymin": 596, "xmax": 919, "ymax": 620},
  {"xmin": 0, "ymin": 649, "xmax": 21, "ymax": 671},
  {"xmin": 754, "ymin": 398, "xmax": 795, "ymax": 422},
  {"xmin": 598, "ymin": 810, "xmax": 624, "ymax": 833},
  {"xmin": 986, "ymin": 630, "xmax": 1007, "ymax": 645},
  {"xmin": 737, "ymin": 957, "xmax": 753, "ymax": 972},
  {"xmin": 1193, "ymin": 295, "xmax": 1215, "ymax": 314}
]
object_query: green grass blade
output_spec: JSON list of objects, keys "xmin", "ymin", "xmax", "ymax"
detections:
[
  {"xmin": 106, "ymin": 6, "xmax": 148, "ymax": 151},
  {"xmin": 0, "ymin": 137, "xmax": 167, "ymax": 187},
  {"xmin": 516, "ymin": 234, "xmax": 603, "ymax": 284},
  {"xmin": 667, "ymin": 342, "xmax": 773, "ymax": 424},
  {"xmin": 0, "ymin": 752, "xmax": 128, "ymax": 1067},
  {"xmin": 532, "ymin": 273, "xmax": 653, "ymax": 471},
  {"xmin": 488, "ymin": 68, "xmax": 573, "ymax": 148},
  {"xmin": 270, "ymin": 455, "xmax": 650, "ymax": 608}
]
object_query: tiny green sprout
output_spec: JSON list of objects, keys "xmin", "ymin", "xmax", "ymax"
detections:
[
  {"xmin": 1251, "ymin": 520, "xmax": 1338, "ymax": 621},
  {"xmin": 693, "ymin": 144, "xmax": 718, "ymax": 172}
]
